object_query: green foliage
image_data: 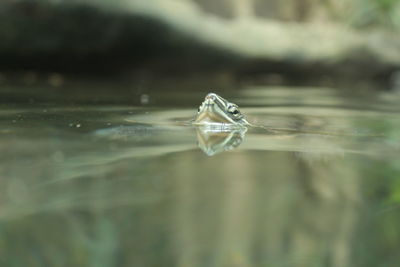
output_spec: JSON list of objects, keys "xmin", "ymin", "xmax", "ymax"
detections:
[{"xmin": 353, "ymin": 0, "xmax": 400, "ymax": 28}]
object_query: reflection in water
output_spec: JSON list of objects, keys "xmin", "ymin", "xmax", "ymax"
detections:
[
  {"xmin": 196, "ymin": 125, "xmax": 247, "ymax": 156},
  {"xmin": 171, "ymin": 151, "xmax": 361, "ymax": 267},
  {"xmin": 0, "ymin": 87, "xmax": 399, "ymax": 266}
]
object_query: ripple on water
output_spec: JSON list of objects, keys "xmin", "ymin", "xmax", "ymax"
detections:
[{"xmin": 0, "ymin": 86, "xmax": 399, "ymax": 266}]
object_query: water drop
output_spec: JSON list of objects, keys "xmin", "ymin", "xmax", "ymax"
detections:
[{"xmin": 140, "ymin": 94, "xmax": 150, "ymax": 104}]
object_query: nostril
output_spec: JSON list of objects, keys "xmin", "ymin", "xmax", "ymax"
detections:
[{"xmin": 206, "ymin": 93, "xmax": 216, "ymax": 100}]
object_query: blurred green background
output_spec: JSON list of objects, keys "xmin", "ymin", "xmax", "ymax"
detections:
[{"xmin": 1, "ymin": 0, "xmax": 400, "ymax": 89}]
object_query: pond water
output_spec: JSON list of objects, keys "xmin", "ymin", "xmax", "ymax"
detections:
[{"xmin": 0, "ymin": 85, "xmax": 400, "ymax": 267}]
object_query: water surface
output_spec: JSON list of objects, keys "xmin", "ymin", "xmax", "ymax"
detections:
[{"xmin": 0, "ymin": 85, "xmax": 400, "ymax": 267}]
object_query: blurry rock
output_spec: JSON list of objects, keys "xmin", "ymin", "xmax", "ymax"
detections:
[{"xmin": 0, "ymin": 0, "xmax": 399, "ymax": 83}]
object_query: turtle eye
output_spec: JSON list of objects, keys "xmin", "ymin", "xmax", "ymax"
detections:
[{"xmin": 227, "ymin": 105, "xmax": 241, "ymax": 116}]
